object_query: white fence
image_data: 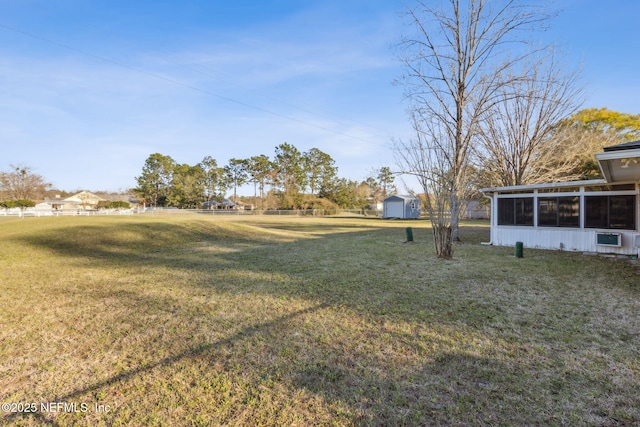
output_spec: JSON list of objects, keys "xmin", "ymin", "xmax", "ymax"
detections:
[
  {"xmin": 0, "ymin": 207, "xmax": 383, "ymax": 218},
  {"xmin": 152, "ymin": 208, "xmax": 384, "ymax": 217},
  {"xmin": 0, "ymin": 208, "xmax": 136, "ymax": 217},
  {"xmin": 1, "ymin": 206, "xmax": 493, "ymax": 219}
]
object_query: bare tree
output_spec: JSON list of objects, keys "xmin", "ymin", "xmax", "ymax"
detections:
[
  {"xmin": 395, "ymin": 0, "xmax": 553, "ymax": 252},
  {"xmin": 0, "ymin": 165, "xmax": 51, "ymax": 200},
  {"xmin": 477, "ymin": 48, "xmax": 584, "ymax": 186},
  {"xmin": 395, "ymin": 114, "xmax": 476, "ymax": 257}
]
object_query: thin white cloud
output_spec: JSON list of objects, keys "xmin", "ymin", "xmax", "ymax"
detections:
[{"xmin": 0, "ymin": 3, "xmax": 408, "ymax": 192}]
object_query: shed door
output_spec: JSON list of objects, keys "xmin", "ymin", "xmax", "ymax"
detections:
[{"xmin": 386, "ymin": 201, "xmax": 404, "ymax": 218}]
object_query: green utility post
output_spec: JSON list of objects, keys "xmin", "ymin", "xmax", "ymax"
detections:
[
  {"xmin": 515, "ymin": 241, "xmax": 524, "ymax": 258},
  {"xmin": 405, "ymin": 227, "xmax": 414, "ymax": 242}
]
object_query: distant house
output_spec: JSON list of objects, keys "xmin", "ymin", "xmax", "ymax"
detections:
[
  {"xmin": 64, "ymin": 191, "xmax": 104, "ymax": 210},
  {"xmin": 368, "ymin": 198, "xmax": 384, "ymax": 211},
  {"xmin": 203, "ymin": 199, "xmax": 245, "ymax": 210},
  {"xmin": 481, "ymin": 140, "xmax": 640, "ymax": 255},
  {"xmin": 383, "ymin": 195, "xmax": 421, "ymax": 219},
  {"xmin": 463, "ymin": 200, "xmax": 490, "ymax": 219},
  {"xmin": 44, "ymin": 191, "xmax": 105, "ymax": 212}
]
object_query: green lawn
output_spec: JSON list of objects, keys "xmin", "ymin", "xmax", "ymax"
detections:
[{"xmin": 1, "ymin": 214, "xmax": 638, "ymax": 426}]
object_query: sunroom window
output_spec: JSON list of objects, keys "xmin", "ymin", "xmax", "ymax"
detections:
[
  {"xmin": 585, "ymin": 195, "xmax": 636, "ymax": 230},
  {"xmin": 538, "ymin": 196, "xmax": 580, "ymax": 227},
  {"xmin": 497, "ymin": 197, "xmax": 533, "ymax": 226}
]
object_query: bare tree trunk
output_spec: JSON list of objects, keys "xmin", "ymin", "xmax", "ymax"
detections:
[
  {"xmin": 394, "ymin": 115, "xmax": 458, "ymax": 258},
  {"xmin": 450, "ymin": 194, "xmax": 461, "ymax": 242},
  {"xmin": 433, "ymin": 225, "xmax": 453, "ymax": 258}
]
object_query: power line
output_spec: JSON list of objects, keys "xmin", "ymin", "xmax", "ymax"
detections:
[{"xmin": 0, "ymin": 22, "xmax": 381, "ymax": 144}]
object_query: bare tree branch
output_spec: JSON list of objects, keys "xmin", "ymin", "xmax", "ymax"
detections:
[
  {"xmin": 0, "ymin": 165, "xmax": 51, "ymax": 200},
  {"xmin": 476, "ymin": 46, "xmax": 584, "ymax": 186}
]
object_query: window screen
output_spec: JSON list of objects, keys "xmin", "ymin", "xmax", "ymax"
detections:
[
  {"xmin": 585, "ymin": 195, "xmax": 636, "ymax": 230},
  {"xmin": 498, "ymin": 197, "xmax": 533, "ymax": 226},
  {"xmin": 538, "ymin": 197, "xmax": 579, "ymax": 227}
]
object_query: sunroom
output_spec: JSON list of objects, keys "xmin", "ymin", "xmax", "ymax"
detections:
[{"xmin": 480, "ymin": 141, "xmax": 640, "ymax": 255}]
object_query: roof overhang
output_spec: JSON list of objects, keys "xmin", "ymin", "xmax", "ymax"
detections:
[
  {"xmin": 596, "ymin": 148, "xmax": 640, "ymax": 182},
  {"xmin": 480, "ymin": 179, "xmax": 606, "ymax": 194}
]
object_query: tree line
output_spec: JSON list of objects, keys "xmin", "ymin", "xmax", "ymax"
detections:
[
  {"xmin": 134, "ymin": 142, "xmax": 396, "ymax": 210},
  {"xmin": 1, "ymin": 104, "xmax": 637, "ymax": 212}
]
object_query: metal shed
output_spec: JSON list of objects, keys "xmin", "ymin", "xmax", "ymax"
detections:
[{"xmin": 383, "ymin": 195, "xmax": 421, "ymax": 219}]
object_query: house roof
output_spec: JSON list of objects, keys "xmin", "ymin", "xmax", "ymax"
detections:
[
  {"xmin": 481, "ymin": 141, "xmax": 640, "ymax": 192},
  {"xmin": 64, "ymin": 191, "xmax": 105, "ymax": 204},
  {"xmin": 480, "ymin": 179, "xmax": 606, "ymax": 193},
  {"xmin": 596, "ymin": 146, "xmax": 640, "ymax": 182},
  {"xmin": 203, "ymin": 198, "xmax": 239, "ymax": 208},
  {"xmin": 603, "ymin": 139, "xmax": 640, "ymax": 152}
]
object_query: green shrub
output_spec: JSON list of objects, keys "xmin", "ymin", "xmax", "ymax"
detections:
[
  {"xmin": 16, "ymin": 199, "xmax": 35, "ymax": 208},
  {"xmin": 300, "ymin": 196, "xmax": 339, "ymax": 214},
  {"xmin": 0, "ymin": 200, "xmax": 35, "ymax": 208},
  {"xmin": 98, "ymin": 200, "xmax": 131, "ymax": 209}
]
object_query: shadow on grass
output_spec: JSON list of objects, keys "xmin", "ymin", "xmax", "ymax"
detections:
[
  {"xmin": 289, "ymin": 351, "xmax": 541, "ymax": 426},
  {"xmin": 11, "ymin": 219, "xmax": 503, "ymax": 324},
  {"xmin": 6, "ymin": 218, "xmax": 638, "ymax": 425},
  {"xmin": 5, "ymin": 303, "xmax": 329, "ymax": 426},
  {"xmin": 5, "ymin": 293, "xmax": 568, "ymax": 426}
]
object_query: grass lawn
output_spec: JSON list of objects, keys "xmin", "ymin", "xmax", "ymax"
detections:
[{"xmin": 0, "ymin": 214, "xmax": 638, "ymax": 426}]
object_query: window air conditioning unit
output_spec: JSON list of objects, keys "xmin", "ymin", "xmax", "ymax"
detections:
[{"xmin": 596, "ymin": 232, "xmax": 622, "ymax": 247}]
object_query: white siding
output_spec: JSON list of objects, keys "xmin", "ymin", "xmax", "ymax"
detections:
[{"xmin": 490, "ymin": 226, "xmax": 640, "ymax": 255}]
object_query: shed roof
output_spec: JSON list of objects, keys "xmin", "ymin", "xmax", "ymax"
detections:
[{"xmin": 384, "ymin": 195, "xmax": 418, "ymax": 201}]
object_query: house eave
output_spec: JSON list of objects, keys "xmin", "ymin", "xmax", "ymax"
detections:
[
  {"xmin": 480, "ymin": 179, "xmax": 607, "ymax": 194},
  {"xmin": 595, "ymin": 148, "xmax": 640, "ymax": 182}
]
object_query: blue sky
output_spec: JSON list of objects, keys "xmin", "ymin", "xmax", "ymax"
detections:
[{"xmin": 1, "ymin": 0, "xmax": 639, "ymax": 193}]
